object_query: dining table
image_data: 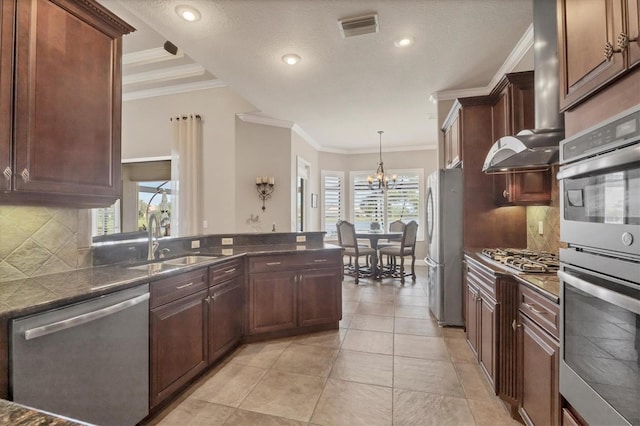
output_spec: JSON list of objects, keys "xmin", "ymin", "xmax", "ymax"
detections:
[{"xmin": 355, "ymin": 231, "xmax": 403, "ymax": 278}]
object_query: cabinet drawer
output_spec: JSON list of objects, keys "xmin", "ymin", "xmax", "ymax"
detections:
[
  {"xmin": 209, "ymin": 259, "xmax": 244, "ymax": 286},
  {"xmin": 518, "ymin": 283, "xmax": 559, "ymax": 339},
  {"xmin": 150, "ymin": 269, "xmax": 208, "ymax": 309},
  {"xmin": 249, "ymin": 252, "xmax": 340, "ymax": 273},
  {"xmin": 466, "ymin": 264, "xmax": 496, "ymax": 299}
]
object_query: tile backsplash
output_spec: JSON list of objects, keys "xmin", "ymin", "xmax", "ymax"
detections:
[
  {"xmin": 0, "ymin": 206, "xmax": 90, "ymax": 283},
  {"xmin": 526, "ymin": 166, "xmax": 564, "ymax": 255}
]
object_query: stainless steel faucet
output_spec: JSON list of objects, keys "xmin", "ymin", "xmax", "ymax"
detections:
[{"xmin": 148, "ymin": 212, "xmax": 162, "ymax": 260}]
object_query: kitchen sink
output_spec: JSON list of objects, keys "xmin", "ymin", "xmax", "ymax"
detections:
[
  {"xmin": 125, "ymin": 255, "xmax": 218, "ymax": 273},
  {"xmin": 161, "ymin": 255, "xmax": 218, "ymax": 266}
]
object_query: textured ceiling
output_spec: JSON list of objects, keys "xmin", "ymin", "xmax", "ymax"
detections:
[{"xmin": 102, "ymin": 0, "xmax": 533, "ymax": 153}]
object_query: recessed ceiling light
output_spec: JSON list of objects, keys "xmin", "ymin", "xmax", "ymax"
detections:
[
  {"xmin": 282, "ymin": 53, "xmax": 301, "ymax": 65},
  {"xmin": 175, "ymin": 5, "xmax": 201, "ymax": 22},
  {"xmin": 394, "ymin": 37, "xmax": 414, "ymax": 48}
]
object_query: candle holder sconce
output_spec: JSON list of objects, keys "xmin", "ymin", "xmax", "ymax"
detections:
[{"xmin": 256, "ymin": 177, "xmax": 275, "ymax": 211}]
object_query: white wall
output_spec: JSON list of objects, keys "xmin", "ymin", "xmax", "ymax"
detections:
[
  {"xmin": 121, "ymin": 87, "xmax": 256, "ymax": 233},
  {"xmin": 291, "ymin": 131, "xmax": 320, "ymax": 232},
  {"xmin": 235, "ymin": 119, "xmax": 292, "ymax": 233}
]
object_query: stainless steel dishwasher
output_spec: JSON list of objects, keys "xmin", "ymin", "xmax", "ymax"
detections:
[{"xmin": 11, "ymin": 284, "xmax": 149, "ymax": 426}]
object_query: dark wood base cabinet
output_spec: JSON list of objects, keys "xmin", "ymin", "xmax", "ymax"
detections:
[
  {"xmin": 247, "ymin": 252, "xmax": 342, "ymax": 338},
  {"xmin": 150, "ymin": 269, "xmax": 209, "ymax": 409},
  {"xmin": 517, "ymin": 282, "xmax": 561, "ymax": 426},
  {"xmin": 208, "ymin": 259, "xmax": 245, "ymax": 365}
]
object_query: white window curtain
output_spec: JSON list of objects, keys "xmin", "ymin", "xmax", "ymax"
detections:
[{"xmin": 170, "ymin": 114, "xmax": 203, "ymax": 237}]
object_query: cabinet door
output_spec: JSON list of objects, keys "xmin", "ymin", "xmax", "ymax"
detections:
[
  {"xmin": 298, "ymin": 268, "xmax": 341, "ymax": 327},
  {"xmin": 444, "ymin": 127, "xmax": 453, "ymax": 168},
  {"xmin": 248, "ymin": 271, "xmax": 296, "ymax": 335},
  {"xmin": 150, "ymin": 289, "xmax": 208, "ymax": 408},
  {"xmin": 558, "ymin": 0, "xmax": 626, "ymax": 110},
  {"xmin": 466, "ymin": 283, "xmax": 480, "ymax": 357},
  {"xmin": 209, "ymin": 276, "xmax": 244, "ymax": 364},
  {"xmin": 12, "ymin": 0, "xmax": 123, "ymax": 206},
  {"xmin": 479, "ymin": 295, "xmax": 496, "ymax": 387},
  {"xmin": 509, "ymin": 171, "xmax": 552, "ymax": 205},
  {"xmin": 628, "ymin": 0, "xmax": 640, "ymax": 69},
  {"xmin": 518, "ymin": 314, "xmax": 560, "ymax": 426},
  {"xmin": 0, "ymin": 0, "xmax": 13, "ymax": 192}
]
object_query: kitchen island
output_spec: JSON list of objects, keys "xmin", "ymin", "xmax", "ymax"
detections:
[{"xmin": 0, "ymin": 232, "xmax": 343, "ymax": 424}]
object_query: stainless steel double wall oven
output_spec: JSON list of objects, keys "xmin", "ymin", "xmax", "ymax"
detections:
[{"xmin": 557, "ymin": 105, "xmax": 640, "ymax": 426}]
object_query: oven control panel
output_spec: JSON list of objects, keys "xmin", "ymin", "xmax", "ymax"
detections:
[{"xmin": 561, "ymin": 104, "xmax": 640, "ymax": 163}]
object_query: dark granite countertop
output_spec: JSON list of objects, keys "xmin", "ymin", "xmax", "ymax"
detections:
[
  {"xmin": 0, "ymin": 400, "xmax": 90, "ymax": 425},
  {"xmin": 464, "ymin": 249, "xmax": 559, "ymax": 303},
  {"xmin": 0, "ymin": 242, "xmax": 341, "ymax": 320}
]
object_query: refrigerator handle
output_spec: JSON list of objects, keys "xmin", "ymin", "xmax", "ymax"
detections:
[
  {"xmin": 424, "ymin": 257, "xmax": 438, "ymax": 267},
  {"xmin": 426, "ymin": 187, "xmax": 434, "ymax": 242}
]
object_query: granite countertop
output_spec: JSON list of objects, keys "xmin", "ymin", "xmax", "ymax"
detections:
[
  {"xmin": 464, "ymin": 249, "xmax": 560, "ymax": 302},
  {"xmin": 0, "ymin": 242, "xmax": 342, "ymax": 320},
  {"xmin": 0, "ymin": 400, "xmax": 89, "ymax": 426}
]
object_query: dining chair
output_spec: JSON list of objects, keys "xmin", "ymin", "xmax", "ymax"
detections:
[
  {"xmin": 336, "ymin": 220, "xmax": 376, "ymax": 284},
  {"xmin": 377, "ymin": 220, "xmax": 405, "ymax": 269},
  {"xmin": 378, "ymin": 220, "xmax": 418, "ymax": 284}
]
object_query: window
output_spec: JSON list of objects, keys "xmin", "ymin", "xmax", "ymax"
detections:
[
  {"xmin": 92, "ymin": 200, "xmax": 121, "ymax": 237},
  {"xmin": 321, "ymin": 171, "xmax": 344, "ymax": 240},
  {"xmin": 137, "ymin": 181, "xmax": 172, "ymax": 233},
  {"xmin": 350, "ymin": 169, "xmax": 424, "ymax": 240}
]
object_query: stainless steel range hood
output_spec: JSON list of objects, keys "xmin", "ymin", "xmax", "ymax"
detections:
[{"xmin": 483, "ymin": 0, "xmax": 564, "ymax": 174}]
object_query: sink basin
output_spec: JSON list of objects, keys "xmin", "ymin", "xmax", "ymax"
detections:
[
  {"xmin": 161, "ymin": 255, "xmax": 218, "ymax": 266},
  {"xmin": 125, "ymin": 255, "xmax": 218, "ymax": 274}
]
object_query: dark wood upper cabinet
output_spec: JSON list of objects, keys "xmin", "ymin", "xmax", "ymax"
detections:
[
  {"xmin": 628, "ymin": 0, "xmax": 640, "ymax": 68},
  {"xmin": 1, "ymin": 0, "xmax": 134, "ymax": 207},
  {"xmin": 443, "ymin": 113, "xmax": 461, "ymax": 169},
  {"xmin": 557, "ymin": 0, "xmax": 639, "ymax": 111},
  {"xmin": 489, "ymin": 72, "xmax": 551, "ymax": 207}
]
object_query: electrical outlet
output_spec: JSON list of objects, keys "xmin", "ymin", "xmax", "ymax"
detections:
[
  {"xmin": 222, "ymin": 238, "xmax": 233, "ymax": 245},
  {"xmin": 296, "ymin": 235, "xmax": 306, "ymax": 243},
  {"xmin": 538, "ymin": 221, "xmax": 544, "ymax": 235},
  {"xmin": 203, "ymin": 220, "xmax": 208, "ymax": 229},
  {"xmin": 222, "ymin": 248, "xmax": 233, "ymax": 256},
  {"xmin": 191, "ymin": 240, "xmax": 200, "ymax": 249},
  {"xmin": 296, "ymin": 245, "xmax": 306, "ymax": 250}
]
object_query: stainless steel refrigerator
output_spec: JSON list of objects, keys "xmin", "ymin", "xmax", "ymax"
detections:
[{"xmin": 424, "ymin": 168, "xmax": 463, "ymax": 326}]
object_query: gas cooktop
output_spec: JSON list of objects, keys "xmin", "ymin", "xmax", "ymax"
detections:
[{"xmin": 480, "ymin": 248, "xmax": 559, "ymax": 273}]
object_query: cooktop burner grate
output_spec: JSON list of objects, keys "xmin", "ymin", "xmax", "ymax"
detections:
[{"xmin": 480, "ymin": 248, "xmax": 559, "ymax": 273}]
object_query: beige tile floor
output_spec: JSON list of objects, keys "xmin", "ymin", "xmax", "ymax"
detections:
[{"xmin": 147, "ymin": 266, "xmax": 521, "ymax": 426}]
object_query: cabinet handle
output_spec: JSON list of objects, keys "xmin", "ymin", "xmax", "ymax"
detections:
[
  {"xmin": 224, "ymin": 268, "xmax": 236, "ymax": 274},
  {"xmin": 20, "ymin": 168, "xmax": 29, "ymax": 183},
  {"xmin": 313, "ymin": 259, "xmax": 328, "ymax": 263},
  {"xmin": 512, "ymin": 319, "xmax": 521, "ymax": 332},
  {"xmin": 604, "ymin": 41, "xmax": 623, "ymax": 61},
  {"xmin": 502, "ymin": 189, "xmax": 509, "ymax": 198},
  {"xmin": 176, "ymin": 282, "xmax": 194, "ymax": 289},
  {"xmin": 525, "ymin": 303, "xmax": 546, "ymax": 315},
  {"xmin": 205, "ymin": 295, "xmax": 212, "ymax": 305},
  {"xmin": 617, "ymin": 32, "xmax": 638, "ymax": 50},
  {"xmin": 2, "ymin": 167, "xmax": 10, "ymax": 181},
  {"xmin": 266, "ymin": 262, "xmax": 281, "ymax": 266}
]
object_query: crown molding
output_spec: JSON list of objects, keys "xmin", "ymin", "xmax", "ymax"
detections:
[
  {"xmin": 291, "ymin": 125, "xmax": 323, "ymax": 151},
  {"xmin": 434, "ymin": 23, "xmax": 534, "ymax": 101},
  {"xmin": 236, "ymin": 113, "xmax": 295, "ymax": 128},
  {"xmin": 123, "ymin": 47, "xmax": 185, "ymax": 66},
  {"xmin": 123, "ymin": 79, "xmax": 227, "ymax": 101},
  {"xmin": 123, "ymin": 63, "xmax": 205, "ymax": 86}
]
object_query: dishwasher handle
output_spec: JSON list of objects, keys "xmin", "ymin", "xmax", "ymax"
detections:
[{"xmin": 24, "ymin": 293, "xmax": 150, "ymax": 341}]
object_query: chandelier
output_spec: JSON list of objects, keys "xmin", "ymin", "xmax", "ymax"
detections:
[{"xmin": 367, "ymin": 130, "xmax": 396, "ymax": 190}]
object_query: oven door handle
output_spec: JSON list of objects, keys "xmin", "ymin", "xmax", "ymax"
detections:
[
  {"xmin": 557, "ymin": 143, "xmax": 640, "ymax": 180},
  {"xmin": 558, "ymin": 270, "xmax": 640, "ymax": 315}
]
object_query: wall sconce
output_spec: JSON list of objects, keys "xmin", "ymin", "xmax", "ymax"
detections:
[{"xmin": 256, "ymin": 177, "xmax": 275, "ymax": 211}]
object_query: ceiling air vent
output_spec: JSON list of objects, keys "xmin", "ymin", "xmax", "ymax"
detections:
[{"xmin": 338, "ymin": 14, "xmax": 379, "ymax": 38}]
